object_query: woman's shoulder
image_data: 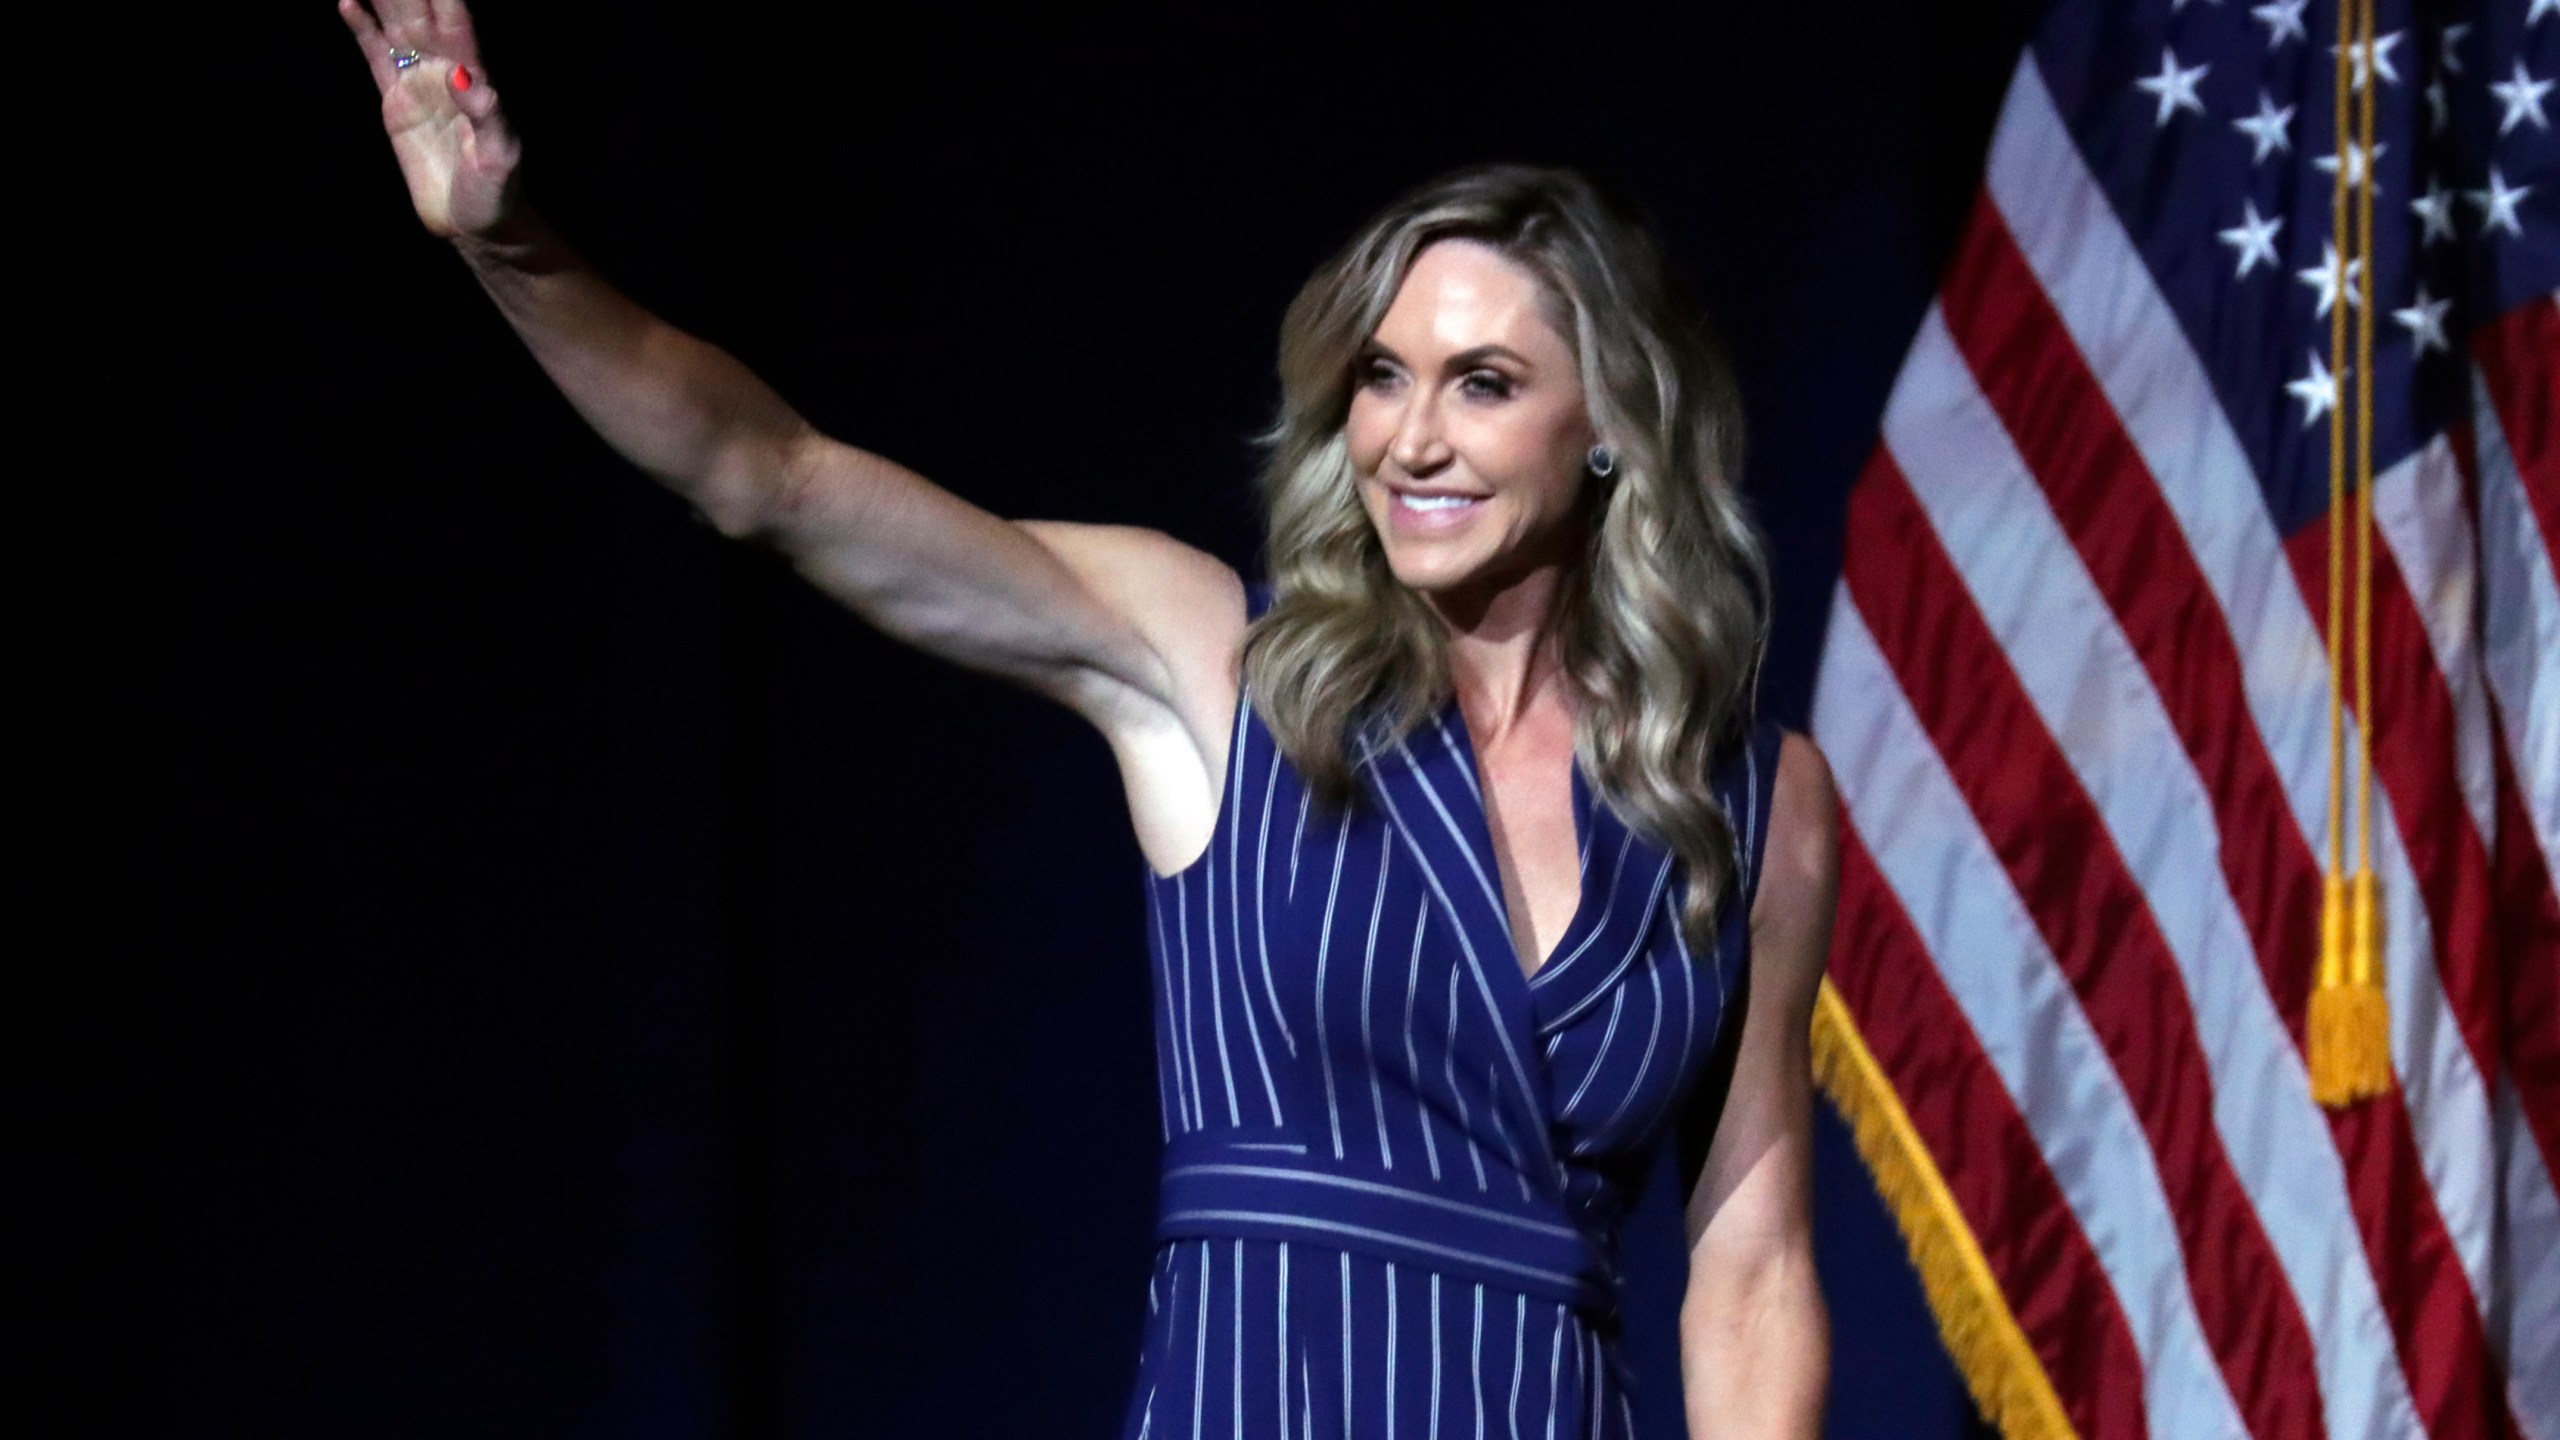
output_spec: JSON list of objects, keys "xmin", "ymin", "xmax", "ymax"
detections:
[
  {"xmin": 1751, "ymin": 724, "xmax": 1839, "ymax": 937},
  {"xmin": 1712, "ymin": 713, "xmax": 1829, "ymax": 923}
]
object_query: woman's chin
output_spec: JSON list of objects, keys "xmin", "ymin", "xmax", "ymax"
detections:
[{"xmin": 1381, "ymin": 547, "xmax": 1473, "ymax": 595}]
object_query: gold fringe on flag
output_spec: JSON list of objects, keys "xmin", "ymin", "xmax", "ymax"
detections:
[
  {"xmin": 1810, "ymin": 980, "xmax": 2078, "ymax": 1439},
  {"xmin": 2311, "ymin": 0, "xmax": 2393, "ymax": 1107}
]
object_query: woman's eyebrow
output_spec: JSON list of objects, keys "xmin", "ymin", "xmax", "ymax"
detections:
[
  {"xmin": 1444, "ymin": 344, "xmax": 1531, "ymax": 371},
  {"xmin": 1358, "ymin": 339, "xmax": 1534, "ymax": 371}
]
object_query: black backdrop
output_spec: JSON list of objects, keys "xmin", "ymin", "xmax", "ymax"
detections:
[{"xmin": 44, "ymin": 3, "xmax": 2044, "ymax": 1434}]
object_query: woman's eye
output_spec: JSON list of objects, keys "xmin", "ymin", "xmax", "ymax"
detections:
[
  {"xmin": 1461, "ymin": 371, "xmax": 1515, "ymax": 400},
  {"xmin": 1360, "ymin": 362, "xmax": 1401, "ymax": 390}
]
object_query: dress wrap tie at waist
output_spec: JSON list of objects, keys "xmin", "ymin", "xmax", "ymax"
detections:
[{"xmin": 1152, "ymin": 1130, "xmax": 1619, "ymax": 1321}]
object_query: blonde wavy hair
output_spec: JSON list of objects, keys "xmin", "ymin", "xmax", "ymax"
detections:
[{"xmin": 1238, "ymin": 162, "xmax": 1772, "ymax": 952}]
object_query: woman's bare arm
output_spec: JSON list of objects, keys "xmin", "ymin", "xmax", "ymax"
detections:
[
  {"xmin": 336, "ymin": 0, "xmax": 1241, "ymax": 751},
  {"xmin": 1677, "ymin": 730, "xmax": 1837, "ymax": 1439}
]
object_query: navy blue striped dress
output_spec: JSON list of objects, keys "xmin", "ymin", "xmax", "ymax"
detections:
[{"xmin": 1123, "ymin": 582, "xmax": 1782, "ymax": 1440}]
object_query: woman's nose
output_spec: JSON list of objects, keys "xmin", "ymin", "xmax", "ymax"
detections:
[{"xmin": 1387, "ymin": 395, "xmax": 1449, "ymax": 475}]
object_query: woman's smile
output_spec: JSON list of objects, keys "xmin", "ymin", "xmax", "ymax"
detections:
[{"xmin": 1346, "ymin": 237, "xmax": 1596, "ymax": 602}]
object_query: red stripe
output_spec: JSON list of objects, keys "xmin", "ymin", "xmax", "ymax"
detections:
[
  {"xmin": 1845, "ymin": 448, "xmax": 2328, "ymax": 1439},
  {"xmin": 2490, "ymin": 713, "xmax": 2560, "ymax": 1171},
  {"xmin": 2471, "ymin": 298, "xmax": 2560, "ymax": 591},
  {"xmin": 2281, "ymin": 515, "xmax": 2560, "ymax": 1203},
  {"xmin": 1940, "ymin": 193, "xmax": 2515, "ymax": 1439},
  {"xmin": 1828, "ymin": 816, "xmax": 2147, "ymax": 1440}
]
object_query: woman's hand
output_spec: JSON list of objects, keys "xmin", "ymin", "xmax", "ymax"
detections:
[{"xmin": 336, "ymin": 0, "xmax": 521, "ymax": 239}]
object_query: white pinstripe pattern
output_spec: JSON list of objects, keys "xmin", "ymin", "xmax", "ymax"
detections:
[
  {"xmin": 1128, "ymin": 618, "xmax": 1775, "ymax": 1438},
  {"xmin": 1369, "ymin": 767, "xmax": 1555, "ymax": 1176}
]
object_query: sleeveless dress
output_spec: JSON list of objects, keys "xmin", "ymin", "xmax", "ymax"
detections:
[{"xmin": 1122, "ymin": 582, "xmax": 1783, "ymax": 1440}]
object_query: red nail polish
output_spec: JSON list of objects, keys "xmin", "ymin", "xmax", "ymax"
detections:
[{"xmin": 452, "ymin": 65, "xmax": 472, "ymax": 91}]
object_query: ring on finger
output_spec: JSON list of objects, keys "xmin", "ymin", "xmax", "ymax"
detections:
[{"xmin": 391, "ymin": 47, "xmax": 422, "ymax": 70}]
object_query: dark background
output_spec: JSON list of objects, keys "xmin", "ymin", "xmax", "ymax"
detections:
[{"xmin": 41, "ymin": 2, "xmax": 2041, "ymax": 1434}]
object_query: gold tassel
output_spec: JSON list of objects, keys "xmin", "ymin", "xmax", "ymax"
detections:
[
  {"xmin": 1811, "ymin": 981, "xmax": 2078, "ymax": 1439},
  {"xmin": 2312, "ymin": 871, "xmax": 2393, "ymax": 1103},
  {"xmin": 2309, "ymin": 0, "xmax": 2393, "ymax": 1110}
]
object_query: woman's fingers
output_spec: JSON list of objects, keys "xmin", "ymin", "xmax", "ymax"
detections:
[
  {"xmin": 367, "ymin": 0, "xmax": 432, "ymax": 45},
  {"xmin": 449, "ymin": 56, "xmax": 502, "ymax": 128},
  {"xmin": 335, "ymin": 0, "xmax": 399, "ymax": 91},
  {"xmin": 422, "ymin": 0, "xmax": 476, "ymax": 37}
]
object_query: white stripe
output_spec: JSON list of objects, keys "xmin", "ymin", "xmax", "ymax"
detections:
[
  {"xmin": 1160, "ymin": 875, "xmax": 1202, "ymax": 1132},
  {"xmin": 1342, "ymin": 1252, "xmax": 1355, "ymax": 1440},
  {"xmin": 1883, "ymin": 305, "xmax": 2420, "ymax": 1437},
  {"xmin": 1446, "ymin": 966, "xmax": 1490, "ymax": 1192},
  {"xmin": 1233, "ymin": 1239, "xmax": 1245, "ymax": 1440},
  {"xmin": 1152, "ymin": 882, "xmax": 1192, "ymax": 1134},
  {"xmin": 1813, "ymin": 595, "xmax": 2250, "ymax": 1440},
  {"xmin": 2497, "ymin": 1075, "xmax": 2560, "ymax": 1437},
  {"xmin": 1387, "ymin": 1261, "xmax": 1401, "ymax": 1430},
  {"xmin": 1279, "ymin": 1242, "xmax": 1292, "ymax": 1440},
  {"xmin": 1193, "ymin": 1241, "xmax": 1210, "ymax": 1440},
  {"xmin": 2370, "ymin": 436, "xmax": 2497, "ymax": 840},
  {"xmin": 1288, "ymin": 791, "xmax": 1311, "ymax": 903},
  {"xmin": 1407, "ymin": 901, "xmax": 1444, "ymax": 1183},
  {"xmin": 1221, "ymin": 704, "xmax": 1284, "ymax": 1124},
  {"xmin": 1181, "ymin": 871, "xmax": 1242, "ymax": 1126},
  {"xmin": 1255, "ymin": 741, "xmax": 1303, "ymax": 1060},
  {"xmin": 1313, "ymin": 818, "xmax": 1354, "ymax": 1152},
  {"xmin": 1740, "ymin": 735, "xmax": 1763, "ymax": 906},
  {"xmin": 1543, "ymin": 1306, "xmax": 1564, "ymax": 1440},
  {"xmin": 1584, "ymin": 1328, "xmax": 1601, "ymax": 1437},
  {"xmin": 1436, "ymin": 710, "xmax": 1486, "ymax": 803},
  {"xmin": 1558, "ymin": 989, "xmax": 1626, "ymax": 1121},
  {"xmin": 1471, "ymin": 1284, "xmax": 1487, "ymax": 1440},
  {"xmin": 1361, "ymin": 842, "xmax": 1394, "ymax": 1166},
  {"xmin": 1590, "ymin": 949, "xmax": 1668, "ymax": 1148},
  {"xmin": 1988, "ymin": 51, "xmax": 2524, "ymax": 1315},
  {"xmin": 1480, "ymin": 1059, "xmax": 1536, "ymax": 1202},
  {"xmin": 1507, "ymin": 1292, "xmax": 1526, "ymax": 1440},
  {"xmin": 1430, "ymin": 1273, "xmax": 1445, "ymax": 1440},
  {"xmin": 2472, "ymin": 364, "xmax": 2560, "ymax": 881}
]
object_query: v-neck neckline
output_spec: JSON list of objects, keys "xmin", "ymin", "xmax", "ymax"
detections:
[{"xmin": 1429, "ymin": 694, "xmax": 1596, "ymax": 985}]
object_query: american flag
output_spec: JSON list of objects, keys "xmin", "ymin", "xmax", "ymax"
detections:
[{"xmin": 1804, "ymin": 0, "xmax": 2557, "ymax": 1436}]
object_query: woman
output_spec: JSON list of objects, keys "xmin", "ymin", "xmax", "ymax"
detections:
[{"xmin": 339, "ymin": 2, "xmax": 1838, "ymax": 1434}]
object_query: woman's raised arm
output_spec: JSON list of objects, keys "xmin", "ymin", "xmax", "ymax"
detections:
[{"xmin": 335, "ymin": 0, "xmax": 1244, "ymax": 748}]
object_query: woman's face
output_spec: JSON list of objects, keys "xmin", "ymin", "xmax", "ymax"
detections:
[{"xmin": 1345, "ymin": 237, "xmax": 1597, "ymax": 608}]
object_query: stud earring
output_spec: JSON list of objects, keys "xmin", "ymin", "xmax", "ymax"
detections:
[{"xmin": 1586, "ymin": 443, "xmax": 1617, "ymax": 479}]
